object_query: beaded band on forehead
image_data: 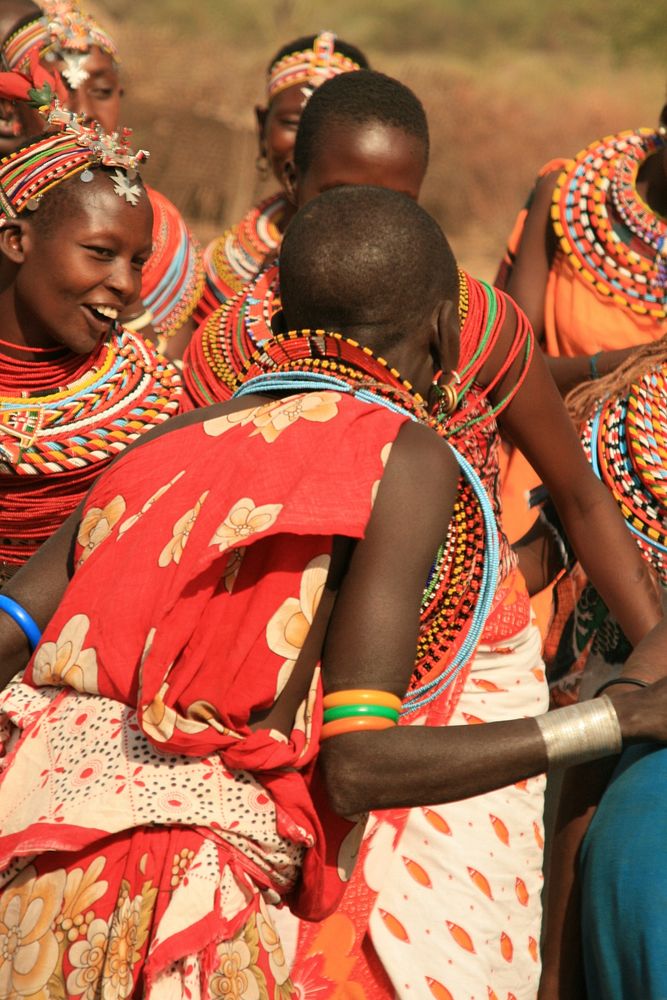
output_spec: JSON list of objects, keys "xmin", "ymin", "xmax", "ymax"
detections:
[
  {"xmin": 0, "ymin": 103, "xmax": 148, "ymax": 218},
  {"xmin": 2, "ymin": 16, "xmax": 48, "ymax": 73},
  {"xmin": 3, "ymin": 1, "xmax": 117, "ymax": 92},
  {"xmin": 267, "ymin": 31, "xmax": 361, "ymax": 102}
]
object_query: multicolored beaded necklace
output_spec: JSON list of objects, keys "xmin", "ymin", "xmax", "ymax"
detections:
[
  {"xmin": 551, "ymin": 129, "xmax": 667, "ymax": 318},
  {"xmin": 581, "ymin": 363, "xmax": 667, "ymax": 583},
  {"xmin": 235, "ymin": 330, "xmax": 498, "ymax": 714},
  {"xmin": 0, "ymin": 325, "xmax": 182, "ymax": 569},
  {"xmin": 197, "ymin": 194, "xmax": 289, "ymax": 320},
  {"xmin": 185, "ymin": 264, "xmax": 533, "ymax": 424}
]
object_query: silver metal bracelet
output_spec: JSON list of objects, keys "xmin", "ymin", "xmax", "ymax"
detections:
[{"xmin": 536, "ymin": 695, "xmax": 623, "ymax": 768}]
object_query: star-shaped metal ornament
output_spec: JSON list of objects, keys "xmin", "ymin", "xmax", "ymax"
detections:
[
  {"xmin": 61, "ymin": 51, "xmax": 90, "ymax": 89},
  {"xmin": 110, "ymin": 170, "xmax": 142, "ymax": 205}
]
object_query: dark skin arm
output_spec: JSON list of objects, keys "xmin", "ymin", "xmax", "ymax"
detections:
[
  {"xmin": 316, "ymin": 421, "xmax": 667, "ymax": 817},
  {"xmin": 504, "ymin": 170, "xmax": 644, "ymax": 395},
  {"xmin": 480, "ymin": 300, "xmax": 662, "ymax": 647}
]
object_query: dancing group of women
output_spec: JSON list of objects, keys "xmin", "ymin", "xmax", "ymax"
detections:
[{"xmin": 0, "ymin": 4, "xmax": 665, "ymax": 999}]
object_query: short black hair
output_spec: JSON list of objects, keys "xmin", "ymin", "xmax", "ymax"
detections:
[
  {"xmin": 279, "ymin": 185, "xmax": 456, "ymax": 350},
  {"xmin": 294, "ymin": 70, "xmax": 429, "ymax": 176},
  {"xmin": 267, "ymin": 34, "xmax": 369, "ymax": 75},
  {"xmin": 22, "ymin": 166, "xmax": 145, "ymax": 236}
]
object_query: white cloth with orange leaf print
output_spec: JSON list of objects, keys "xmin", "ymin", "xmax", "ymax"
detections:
[
  {"xmin": 284, "ymin": 577, "xmax": 548, "ymax": 1000},
  {"xmin": 0, "ymin": 392, "xmax": 413, "ymax": 997}
]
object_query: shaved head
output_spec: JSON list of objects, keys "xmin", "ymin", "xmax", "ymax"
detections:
[{"xmin": 280, "ymin": 185, "xmax": 457, "ymax": 352}]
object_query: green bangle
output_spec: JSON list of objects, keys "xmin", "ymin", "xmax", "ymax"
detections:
[
  {"xmin": 589, "ymin": 352, "xmax": 602, "ymax": 380},
  {"xmin": 322, "ymin": 703, "xmax": 400, "ymax": 724}
]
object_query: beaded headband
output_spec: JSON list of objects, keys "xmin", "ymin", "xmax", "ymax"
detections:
[
  {"xmin": 0, "ymin": 102, "xmax": 148, "ymax": 218},
  {"xmin": 267, "ymin": 31, "xmax": 361, "ymax": 102},
  {"xmin": 4, "ymin": 1, "xmax": 117, "ymax": 91}
]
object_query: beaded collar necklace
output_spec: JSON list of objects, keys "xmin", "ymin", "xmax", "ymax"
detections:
[
  {"xmin": 204, "ymin": 193, "xmax": 288, "ymax": 305},
  {"xmin": 582, "ymin": 365, "xmax": 667, "ymax": 582},
  {"xmin": 552, "ymin": 129, "xmax": 667, "ymax": 318},
  {"xmin": 234, "ymin": 329, "xmax": 499, "ymax": 713}
]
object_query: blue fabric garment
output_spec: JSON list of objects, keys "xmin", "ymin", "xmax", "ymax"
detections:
[{"xmin": 581, "ymin": 743, "xmax": 667, "ymax": 999}]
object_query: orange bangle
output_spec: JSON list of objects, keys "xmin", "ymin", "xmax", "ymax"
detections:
[
  {"xmin": 320, "ymin": 715, "xmax": 396, "ymax": 741},
  {"xmin": 322, "ymin": 689, "xmax": 402, "ymax": 712}
]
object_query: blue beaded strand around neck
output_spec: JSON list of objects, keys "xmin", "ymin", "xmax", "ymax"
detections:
[{"xmin": 234, "ymin": 371, "xmax": 499, "ymax": 711}]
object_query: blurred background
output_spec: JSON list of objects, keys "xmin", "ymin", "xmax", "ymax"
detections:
[{"xmin": 90, "ymin": 0, "xmax": 665, "ymax": 279}]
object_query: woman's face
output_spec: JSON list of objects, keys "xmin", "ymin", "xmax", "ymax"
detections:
[
  {"xmin": 11, "ymin": 172, "xmax": 152, "ymax": 353},
  {"xmin": 62, "ymin": 46, "xmax": 123, "ymax": 133},
  {"xmin": 256, "ymin": 83, "xmax": 307, "ymax": 186}
]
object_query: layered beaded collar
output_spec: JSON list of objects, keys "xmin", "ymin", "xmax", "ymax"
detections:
[
  {"xmin": 551, "ymin": 129, "xmax": 667, "ymax": 318},
  {"xmin": 581, "ymin": 363, "xmax": 667, "ymax": 583}
]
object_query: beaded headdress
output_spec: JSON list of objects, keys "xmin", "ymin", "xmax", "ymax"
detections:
[
  {"xmin": 267, "ymin": 31, "xmax": 361, "ymax": 102},
  {"xmin": 3, "ymin": 0, "xmax": 117, "ymax": 91},
  {"xmin": 0, "ymin": 101, "xmax": 148, "ymax": 218}
]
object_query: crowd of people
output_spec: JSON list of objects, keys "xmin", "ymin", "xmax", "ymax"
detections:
[{"xmin": 0, "ymin": 4, "xmax": 665, "ymax": 999}]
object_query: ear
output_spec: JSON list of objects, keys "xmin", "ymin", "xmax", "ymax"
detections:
[
  {"xmin": 432, "ymin": 298, "xmax": 461, "ymax": 376},
  {"xmin": 0, "ymin": 220, "xmax": 30, "ymax": 265},
  {"xmin": 255, "ymin": 104, "xmax": 268, "ymax": 154},
  {"xmin": 282, "ymin": 159, "xmax": 298, "ymax": 205}
]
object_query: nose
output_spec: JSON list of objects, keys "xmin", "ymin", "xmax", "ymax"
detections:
[{"xmin": 106, "ymin": 257, "xmax": 141, "ymax": 305}]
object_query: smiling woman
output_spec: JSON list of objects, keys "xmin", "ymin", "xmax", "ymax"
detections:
[{"xmin": 0, "ymin": 100, "xmax": 182, "ymax": 583}]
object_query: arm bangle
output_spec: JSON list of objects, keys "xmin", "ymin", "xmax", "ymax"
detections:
[
  {"xmin": 536, "ymin": 695, "xmax": 622, "ymax": 769},
  {"xmin": 0, "ymin": 594, "xmax": 41, "ymax": 650},
  {"xmin": 589, "ymin": 352, "xmax": 602, "ymax": 380},
  {"xmin": 594, "ymin": 676, "xmax": 649, "ymax": 697}
]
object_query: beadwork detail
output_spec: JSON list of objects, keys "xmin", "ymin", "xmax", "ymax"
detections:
[{"xmin": 552, "ymin": 128, "xmax": 667, "ymax": 318}]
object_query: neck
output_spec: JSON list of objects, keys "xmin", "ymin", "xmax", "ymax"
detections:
[{"xmin": 637, "ymin": 147, "xmax": 667, "ymax": 218}]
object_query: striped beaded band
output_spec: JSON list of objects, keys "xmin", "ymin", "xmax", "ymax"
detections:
[
  {"xmin": 0, "ymin": 105, "xmax": 148, "ymax": 218},
  {"xmin": 267, "ymin": 31, "xmax": 361, "ymax": 101},
  {"xmin": 551, "ymin": 128, "xmax": 667, "ymax": 318},
  {"xmin": 2, "ymin": 16, "xmax": 48, "ymax": 72}
]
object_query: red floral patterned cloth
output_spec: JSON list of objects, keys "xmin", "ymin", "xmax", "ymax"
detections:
[{"xmin": 0, "ymin": 392, "xmax": 408, "ymax": 998}]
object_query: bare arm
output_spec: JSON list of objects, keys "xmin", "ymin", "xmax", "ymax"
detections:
[
  {"xmin": 492, "ymin": 305, "xmax": 662, "ymax": 648},
  {"xmin": 504, "ymin": 171, "xmax": 559, "ymax": 344},
  {"xmin": 317, "ymin": 421, "xmax": 667, "ymax": 817}
]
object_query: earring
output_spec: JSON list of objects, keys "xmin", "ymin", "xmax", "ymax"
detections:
[
  {"xmin": 431, "ymin": 370, "xmax": 460, "ymax": 415},
  {"xmin": 255, "ymin": 153, "xmax": 270, "ymax": 178}
]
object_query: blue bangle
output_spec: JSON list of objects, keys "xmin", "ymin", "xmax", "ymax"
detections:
[
  {"xmin": 0, "ymin": 594, "xmax": 42, "ymax": 650},
  {"xmin": 589, "ymin": 352, "xmax": 602, "ymax": 380}
]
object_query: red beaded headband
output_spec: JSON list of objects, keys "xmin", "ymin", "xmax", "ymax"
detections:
[{"xmin": 267, "ymin": 31, "xmax": 361, "ymax": 101}]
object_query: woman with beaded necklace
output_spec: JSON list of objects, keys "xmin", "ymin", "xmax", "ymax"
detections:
[
  {"xmin": 193, "ymin": 31, "xmax": 369, "ymax": 324},
  {"xmin": 185, "ymin": 70, "xmax": 665, "ymax": 999},
  {"xmin": 0, "ymin": 93, "xmax": 181, "ymax": 585},
  {"xmin": 1, "ymin": 0, "xmax": 205, "ymax": 360},
  {"xmin": 496, "ymin": 109, "xmax": 667, "ymax": 560}
]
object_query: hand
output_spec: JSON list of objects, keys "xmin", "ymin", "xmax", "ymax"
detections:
[{"xmin": 610, "ymin": 677, "xmax": 667, "ymax": 744}]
